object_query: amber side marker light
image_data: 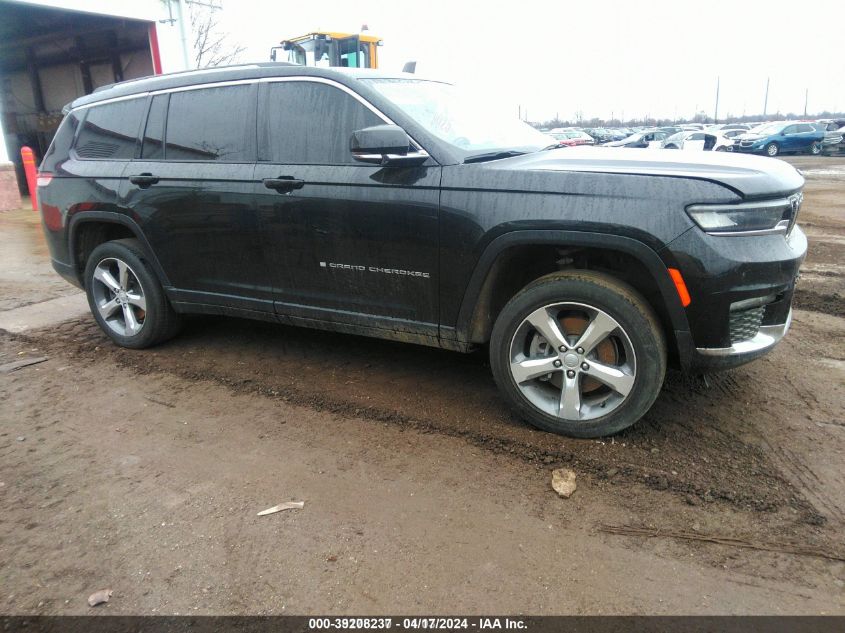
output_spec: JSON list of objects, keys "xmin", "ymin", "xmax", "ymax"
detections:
[{"xmin": 668, "ymin": 268, "xmax": 691, "ymax": 307}]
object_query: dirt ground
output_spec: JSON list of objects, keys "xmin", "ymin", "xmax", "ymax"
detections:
[{"xmin": 1, "ymin": 156, "xmax": 844, "ymax": 615}]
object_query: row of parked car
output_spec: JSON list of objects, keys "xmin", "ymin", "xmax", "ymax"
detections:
[{"xmin": 544, "ymin": 119, "xmax": 845, "ymax": 156}]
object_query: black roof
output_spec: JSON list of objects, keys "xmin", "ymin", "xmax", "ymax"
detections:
[{"xmin": 69, "ymin": 62, "xmax": 413, "ymax": 110}]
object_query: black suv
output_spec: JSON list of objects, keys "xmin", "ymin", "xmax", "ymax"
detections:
[{"xmin": 38, "ymin": 64, "xmax": 806, "ymax": 438}]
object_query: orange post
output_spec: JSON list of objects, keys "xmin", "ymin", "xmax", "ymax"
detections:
[{"xmin": 20, "ymin": 146, "xmax": 38, "ymax": 211}]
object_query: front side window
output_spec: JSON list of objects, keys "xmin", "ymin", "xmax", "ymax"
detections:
[
  {"xmin": 75, "ymin": 98, "xmax": 146, "ymax": 159},
  {"xmin": 260, "ymin": 81, "xmax": 382, "ymax": 164},
  {"xmin": 165, "ymin": 85, "xmax": 255, "ymax": 162}
]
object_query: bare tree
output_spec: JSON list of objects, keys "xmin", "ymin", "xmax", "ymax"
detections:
[{"xmin": 189, "ymin": 4, "xmax": 245, "ymax": 68}]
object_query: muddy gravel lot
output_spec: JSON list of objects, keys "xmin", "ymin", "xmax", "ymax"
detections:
[{"xmin": 1, "ymin": 156, "xmax": 844, "ymax": 615}]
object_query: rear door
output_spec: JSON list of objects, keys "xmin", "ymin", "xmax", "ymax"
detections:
[
  {"xmin": 120, "ymin": 83, "xmax": 272, "ymax": 314},
  {"xmin": 254, "ymin": 78, "xmax": 440, "ymax": 338}
]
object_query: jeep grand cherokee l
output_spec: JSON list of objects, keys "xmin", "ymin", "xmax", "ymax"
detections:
[{"xmin": 37, "ymin": 64, "xmax": 806, "ymax": 438}]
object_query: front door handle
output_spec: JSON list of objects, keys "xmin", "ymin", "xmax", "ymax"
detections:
[
  {"xmin": 263, "ymin": 177, "xmax": 305, "ymax": 193},
  {"xmin": 129, "ymin": 173, "xmax": 160, "ymax": 188}
]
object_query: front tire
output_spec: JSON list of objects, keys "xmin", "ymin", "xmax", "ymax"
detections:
[
  {"xmin": 765, "ymin": 142, "xmax": 779, "ymax": 157},
  {"xmin": 489, "ymin": 271, "xmax": 666, "ymax": 438},
  {"xmin": 84, "ymin": 238, "xmax": 181, "ymax": 349}
]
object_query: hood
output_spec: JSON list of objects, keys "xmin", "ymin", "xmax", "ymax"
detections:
[
  {"xmin": 737, "ymin": 133, "xmax": 766, "ymax": 141},
  {"xmin": 488, "ymin": 147, "xmax": 804, "ymax": 197}
]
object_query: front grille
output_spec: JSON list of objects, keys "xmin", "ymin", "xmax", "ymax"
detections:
[{"xmin": 730, "ymin": 307, "xmax": 765, "ymax": 344}]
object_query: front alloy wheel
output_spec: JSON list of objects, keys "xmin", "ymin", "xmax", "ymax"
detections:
[
  {"xmin": 765, "ymin": 142, "xmax": 779, "ymax": 157},
  {"xmin": 509, "ymin": 302, "xmax": 635, "ymax": 421},
  {"xmin": 489, "ymin": 271, "xmax": 666, "ymax": 437}
]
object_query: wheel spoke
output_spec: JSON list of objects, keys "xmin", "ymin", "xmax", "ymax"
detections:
[
  {"xmin": 93, "ymin": 266, "xmax": 121, "ymax": 292},
  {"xmin": 122, "ymin": 304, "xmax": 140, "ymax": 335},
  {"xmin": 511, "ymin": 356, "xmax": 559, "ymax": 384},
  {"xmin": 574, "ymin": 311, "xmax": 617, "ymax": 354},
  {"xmin": 117, "ymin": 260, "xmax": 130, "ymax": 290},
  {"xmin": 559, "ymin": 372, "xmax": 581, "ymax": 419},
  {"xmin": 97, "ymin": 297, "xmax": 120, "ymax": 319},
  {"xmin": 588, "ymin": 361, "xmax": 635, "ymax": 396},
  {"xmin": 525, "ymin": 307, "xmax": 568, "ymax": 348},
  {"xmin": 126, "ymin": 292, "xmax": 146, "ymax": 311}
]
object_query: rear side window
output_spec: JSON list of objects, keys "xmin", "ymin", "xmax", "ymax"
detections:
[
  {"xmin": 259, "ymin": 81, "xmax": 382, "ymax": 164},
  {"xmin": 797, "ymin": 123, "xmax": 814, "ymax": 133},
  {"xmin": 141, "ymin": 94, "xmax": 168, "ymax": 159},
  {"xmin": 75, "ymin": 98, "xmax": 146, "ymax": 159},
  {"xmin": 164, "ymin": 85, "xmax": 255, "ymax": 162},
  {"xmin": 40, "ymin": 111, "xmax": 81, "ymax": 171}
]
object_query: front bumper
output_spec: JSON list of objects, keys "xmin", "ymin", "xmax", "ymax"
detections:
[
  {"xmin": 734, "ymin": 143, "xmax": 766, "ymax": 153},
  {"xmin": 662, "ymin": 223, "xmax": 806, "ymax": 372}
]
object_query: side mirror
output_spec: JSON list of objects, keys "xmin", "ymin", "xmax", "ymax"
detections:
[{"xmin": 350, "ymin": 125, "xmax": 428, "ymax": 167}]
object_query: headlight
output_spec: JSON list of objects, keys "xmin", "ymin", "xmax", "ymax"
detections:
[{"xmin": 687, "ymin": 195, "xmax": 802, "ymax": 235}]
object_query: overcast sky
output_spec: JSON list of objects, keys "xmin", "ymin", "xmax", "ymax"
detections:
[{"xmin": 218, "ymin": 0, "xmax": 844, "ymax": 122}]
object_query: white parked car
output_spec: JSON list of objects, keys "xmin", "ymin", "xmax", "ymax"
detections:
[{"xmin": 661, "ymin": 130, "xmax": 737, "ymax": 152}]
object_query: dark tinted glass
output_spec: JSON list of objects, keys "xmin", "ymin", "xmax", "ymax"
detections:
[
  {"xmin": 41, "ymin": 111, "xmax": 80, "ymax": 171},
  {"xmin": 165, "ymin": 85, "xmax": 255, "ymax": 162},
  {"xmin": 75, "ymin": 98, "xmax": 145, "ymax": 159},
  {"xmin": 142, "ymin": 94, "xmax": 168, "ymax": 159},
  {"xmin": 260, "ymin": 82, "xmax": 382, "ymax": 164}
]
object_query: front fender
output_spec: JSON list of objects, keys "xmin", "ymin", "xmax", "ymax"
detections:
[{"xmin": 451, "ymin": 229, "xmax": 691, "ymax": 344}]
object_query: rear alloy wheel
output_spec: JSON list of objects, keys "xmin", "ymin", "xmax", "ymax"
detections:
[
  {"xmin": 84, "ymin": 238, "xmax": 181, "ymax": 349},
  {"xmin": 490, "ymin": 271, "xmax": 666, "ymax": 438},
  {"xmin": 90, "ymin": 257, "xmax": 147, "ymax": 337},
  {"xmin": 765, "ymin": 142, "xmax": 779, "ymax": 157},
  {"xmin": 809, "ymin": 141, "xmax": 822, "ymax": 155}
]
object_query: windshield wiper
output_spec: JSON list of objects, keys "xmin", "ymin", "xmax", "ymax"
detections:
[{"xmin": 463, "ymin": 150, "xmax": 527, "ymax": 164}]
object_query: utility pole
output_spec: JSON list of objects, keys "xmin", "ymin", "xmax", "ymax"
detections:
[
  {"xmin": 714, "ymin": 76, "xmax": 720, "ymax": 124},
  {"xmin": 804, "ymin": 89, "xmax": 808, "ymax": 117},
  {"xmin": 763, "ymin": 77, "xmax": 769, "ymax": 118}
]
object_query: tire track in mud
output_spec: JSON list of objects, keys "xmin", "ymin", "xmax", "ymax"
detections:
[{"xmin": 7, "ymin": 317, "xmax": 826, "ymax": 530}]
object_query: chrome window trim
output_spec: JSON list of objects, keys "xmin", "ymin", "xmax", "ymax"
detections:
[
  {"xmin": 72, "ymin": 92, "xmax": 150, "ymax": 111},
  {"xmin": 71, "ymin": 76, "xmax": 426, "ymax": 154}
]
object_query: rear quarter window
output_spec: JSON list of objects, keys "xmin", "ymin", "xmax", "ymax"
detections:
[
  {"xmin": 74, "ymin": 98, "xmax": 146, "ymax": 159},
  {"xmin": 40, "ymin": 110, "xmax": 81, "ymax": 172}
]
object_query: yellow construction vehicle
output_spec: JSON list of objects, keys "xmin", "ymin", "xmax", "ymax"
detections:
[{"xmin": 270, "ymin": 31, "xmax": 383, "ymax": 69}]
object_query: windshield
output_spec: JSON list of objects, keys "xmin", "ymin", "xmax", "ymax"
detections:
[{"xmin": 361, "ymin": 78, "xmax": 549, "ymax": 157}]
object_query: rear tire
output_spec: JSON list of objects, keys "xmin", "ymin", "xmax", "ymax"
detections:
[
  {"xmin": 84, "ymin": 238, "xmax": 181, "ymax": 349},
  {"xmin": 809, "ymin": 141, "xmax": 822, "ymax": 155},
  {"xmin": 489, "ymin": 271, "xmax": 666, "ymax": 438}
]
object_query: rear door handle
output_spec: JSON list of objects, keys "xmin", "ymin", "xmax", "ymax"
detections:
[
  {"xmin": 263, "ymin": 176, "xmax": 305, "ymax": 193},
  {"xmin": 129, "ymin": 173, "xmax": 160, "ymax": 188}
]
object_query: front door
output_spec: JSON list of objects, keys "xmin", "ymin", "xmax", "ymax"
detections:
[
  {"xmin": 121, "ymin": 84, "xmax": 272, "ymax": 313},
  {"xmin": 254, "ymin": 79, "xmax": 440, "ymax": 338}
]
